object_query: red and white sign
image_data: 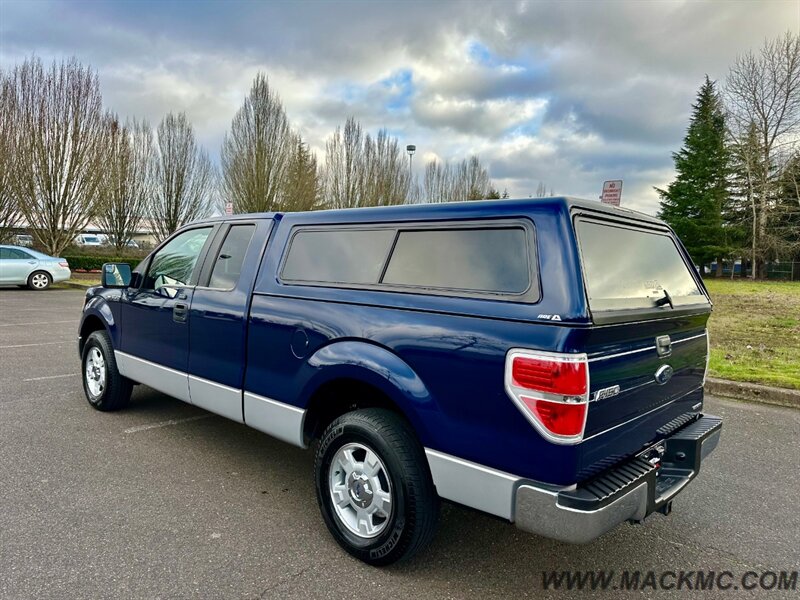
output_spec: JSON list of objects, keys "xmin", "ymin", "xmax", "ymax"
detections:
[
  {"xmin": 601, "ymin": 180, "xmax": 623, "ymax": 206},
  {"xmin": 225, "ymin": 202, "xmax": 234, "ymax": 216}
]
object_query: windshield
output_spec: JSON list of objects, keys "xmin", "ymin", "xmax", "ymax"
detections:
[{"xmin": 575, "ymin": 218, "xmax": 707, "ymax": 312}]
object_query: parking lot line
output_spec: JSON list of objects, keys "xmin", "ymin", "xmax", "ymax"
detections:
[
  {"xmin": 123, "ymin": 414, "xmax": 214, "ymax": 434},
  {"xmin": 0, "ymin": 320, "xmax": 74, "ymax": 327},
  {"xmin": 23, "ymin": 373, "xmax": 78, "ymax": 381},
  {"xmin": 0, "ymin": 341, "xmax": 71, "ymax": 349}
]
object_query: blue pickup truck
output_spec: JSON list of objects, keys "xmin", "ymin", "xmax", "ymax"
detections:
[{"xmin": 78, "ymin": 197, "xmax": 721, "ymax": 565}]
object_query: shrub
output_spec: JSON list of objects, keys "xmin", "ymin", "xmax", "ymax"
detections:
[
  {"xmin": 61, "ymin": 244, "xmax": 148, "ymax": 258},
  {"xmin": 63, "ymin": 255, "xmax": 142, "ymax": 272}
]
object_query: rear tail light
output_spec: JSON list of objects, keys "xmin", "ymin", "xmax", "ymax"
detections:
[
  {"xmin": 59, "ymin": 261, "xmax": 69, "ymax": 268},
  {"xmin": 505, "ymin": 349, "xmax": 590, "ymax": 444}
]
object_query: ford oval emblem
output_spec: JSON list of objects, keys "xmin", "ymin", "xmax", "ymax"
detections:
[{"xmin": 655, "ymin": 364, "xmax": 674, "ymax": 385}]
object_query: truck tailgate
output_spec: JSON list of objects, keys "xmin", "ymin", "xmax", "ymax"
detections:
[{"xmin": 584, "ymin": 318, "xmax": 709, "ymax": 439}]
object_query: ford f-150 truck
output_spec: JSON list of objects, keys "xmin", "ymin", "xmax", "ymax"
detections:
[{"xmin": 77, "ymin": 197, "xmax": 721, "ymax": 565}]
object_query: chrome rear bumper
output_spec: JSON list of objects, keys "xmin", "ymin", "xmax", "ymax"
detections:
[{"xmin": 513, "ymin": 414, "xmax": 722, "ymax": 543}]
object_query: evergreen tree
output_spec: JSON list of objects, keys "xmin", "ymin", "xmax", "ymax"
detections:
[
  {"xmin": 774, "ymin": 152, "xmax": 800, "ymax": 260},
  {"xmin": 656, "ymin": 76, "xmax": 730, "ymax": 270}
]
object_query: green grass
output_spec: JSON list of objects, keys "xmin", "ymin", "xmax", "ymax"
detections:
[
  {"xmin": 52, "ymin": 272, "xmax": 101, "ymax": 290},
  {"xmin": 704, "ymin": 279, "xmax": 800, "ymax": 389}
]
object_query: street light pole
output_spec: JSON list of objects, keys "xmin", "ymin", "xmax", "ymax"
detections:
[{"xmin": 406, "ymin": 144, "xmax": 416, "ymax": 174}]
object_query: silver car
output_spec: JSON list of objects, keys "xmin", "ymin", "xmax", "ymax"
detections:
[{"xmin": 0, "ymin": 245, "xmax": 71, "ymax": 290}]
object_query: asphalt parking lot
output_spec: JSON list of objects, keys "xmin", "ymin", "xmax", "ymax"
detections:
[{"xmin": 1, "ymin": 288, "xmax": 798, "ymax": 599}]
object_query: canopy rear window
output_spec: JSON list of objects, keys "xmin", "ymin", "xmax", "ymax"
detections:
[{"xmin": 575, "ymin": 218, "xmax": 708, "ymax": 313}]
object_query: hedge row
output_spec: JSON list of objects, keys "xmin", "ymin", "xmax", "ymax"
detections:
[
  {"xmin": 62, "ymin": 244, "xmax": 148, "ymax": 258},
  {"xmin": 63, "ymin": 255, "xmax": 141, "ymax": 272}
]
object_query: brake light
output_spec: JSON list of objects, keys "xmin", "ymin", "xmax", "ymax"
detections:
[
  {"xmin": 59, "ymin": 261, "xmax": 69, "ymax": 268},
  {"xmin": 505, "ymin": 350, "xmax": 590, "ymax": 444},
  {"xmin": 512, "ymin": 355, "xmax": 587, "ymax": 396}
]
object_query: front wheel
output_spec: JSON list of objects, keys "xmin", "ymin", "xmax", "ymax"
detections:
[
  {"xmin": 314, "ymin": 408, "xmax": 440, "ymax": 566},
  {"xmin": 81, "ymin": 330, "xmax": 133, "ymax": 411},
  {"xmin": 27, "ymin": 271, "xmax": 51, "ymax": 290}
]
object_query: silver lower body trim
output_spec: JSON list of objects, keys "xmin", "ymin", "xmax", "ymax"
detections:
[
  {"xmin": 424, "ymin": 449, "xmax": 519, "ymax": 520},
  {"xmin": 189, "ymin": 375, "xmax": 243, "ymax": 423},
  {"xmin": 243, "ymin": 391, "xmax": 306, "ymax": 448},
  {"xmin": 114, "ymin": 352, "xmax": 306, "ymax": 447},
  {"xmin": 115, "ymin": 351, "xmax": 190, "ymax": 403}
]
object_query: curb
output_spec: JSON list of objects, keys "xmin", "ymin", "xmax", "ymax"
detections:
[
  {"xmin": 59, "ymin": 281, "xmax": 95, "ymax": 290},
  {"xmin": 706, "ymin": 377, "xmax": 800, "ymax": 409}
]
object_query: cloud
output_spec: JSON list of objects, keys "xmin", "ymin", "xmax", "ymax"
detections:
[{"xmin": 1, "ymin": 0, "xmax": 796, "ymax": 213}]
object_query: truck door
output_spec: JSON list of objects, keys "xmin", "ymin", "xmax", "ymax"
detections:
[
  {"xmin": 118, "ymin": 226, "xmax": 216, "ymax": 402},
  {"xmin": 187, "ymin": 219, "xmax": 271, "ymax": 422}
]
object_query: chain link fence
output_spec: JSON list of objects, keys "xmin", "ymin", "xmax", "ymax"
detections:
[{"xmin": 708, "ymin": 260, "xmax": 800, "ymax": 280}]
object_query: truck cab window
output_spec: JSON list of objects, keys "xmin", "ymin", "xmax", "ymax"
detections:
[
  {"xmin": 208, "ymin": 225, "xmax": 256, "ymax": 289},
  {"xmin": 143, "ymin": 227, "xmax": 212, "ymax": 292}
]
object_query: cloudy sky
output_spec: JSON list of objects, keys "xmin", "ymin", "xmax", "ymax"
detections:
[{"xmin": 1, "ymin": 0, "xmax": 797, "ymax": 213}]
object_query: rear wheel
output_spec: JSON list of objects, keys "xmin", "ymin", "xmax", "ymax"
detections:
[
  {"xmin": 314, "ymin": 408, "xmax": 439, "ymax": 566},
  {"xmin": 81, "ymin": 330, "xmax": 132, "ymax": 411},
  {"xmin": 27, "ymin": 271, "xmax": 51, "ymax": 290}
]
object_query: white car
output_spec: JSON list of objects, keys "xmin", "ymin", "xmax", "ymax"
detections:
[
  {"xmin": 75, "ymin": 234, "xmax": 103, "ymax": 246},
  {"xmin": 0, "ymin": 245, "xmax": 71, "ymax": 290},
  {"xmin": 14, "ymin": 234, "xmax": 34, "ymax": 247}
]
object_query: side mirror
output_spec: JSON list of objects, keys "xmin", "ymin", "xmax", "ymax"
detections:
[{"xmin": 102, "ymin": 263, "xmax": 132, "ymax": 288}]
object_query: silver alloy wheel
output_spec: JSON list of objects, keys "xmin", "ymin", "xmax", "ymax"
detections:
[
  {"xmin": 329, "ymin": 442, "xmax": 393, "ymax": 538},
  {"xmin": 85, "ymin": 347, "xmax": 106, "ymax": 398},
  {"xmin": 31, "ymin": 273, "xmax": 49, "ymax": 289}
]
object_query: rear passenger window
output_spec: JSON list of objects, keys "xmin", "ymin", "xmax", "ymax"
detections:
[
  {"xmin": 282, "ymin": 229, "xmax": 395, "ymax": 284},
  {"xmin": 208, "ymin": 225, "xmax": 256, "ymax": 289},
  {"xmin": 0, "ymin": 248, "xmax": 30, "ymax": 259},
  {"xmin": 383, "ymin": 228, "xmax": 530, "ymax": 294}
]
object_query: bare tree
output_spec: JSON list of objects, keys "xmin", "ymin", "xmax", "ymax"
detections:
[
  {"xmin": 459, "ymin": 155, "xmax": 491, "ymax": 200},
  {"xmin": 221, "ymin": 73, "xmax": 292, "ymax": 213},
  {"xmin": 283, "ymin": 135, "xmax": 322, "ymax": 211},
  {"xmin": 361, "ymin": 129, "xmax": 411, "ymax": 205},
  {"xmin": 149, "ymin": 112, "xmax": 215, "ymax": 242},
  {"xmin": 96, "ymin": 116, "xmax": 154, "ymax": 252},
  {"xmin": 773, "ymin": 148, "xmax": 800, "ymax": 257},
  {"xmin": 322, "ymin": 117, "xmax": 410, "ymax": 208},
  {"xmin": 422, "ymin": 160, "xmax": 454, "ymax": 202},
  {"xmin": 6, "ymin": 57, "xmax": 107, "ymax": 255},
  {"xmin": 420, "ymin": 155, "xmax": 494, "ymax": 202},
  {"xmin": 726, "ymin": 31, "xmax": 800, "ymax": 277},
  {"xmin": 0, "ymin": 70, "xmax": 20, "ymax": 243},
  {"xmin": 324, "ymin": 117, "xmax": 364, "ymax": 208}
]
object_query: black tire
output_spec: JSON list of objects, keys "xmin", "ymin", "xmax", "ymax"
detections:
[
  {"xmin": 314, "ymin": 408, "xmax": 439, "ymax": 566},
  {"xmin": 27, "ymin": 271, "xmax": 52, "ymax": 290},
  {"xmin": 81, "ymin": 330, "xmax": 133, "ymax": 411}
]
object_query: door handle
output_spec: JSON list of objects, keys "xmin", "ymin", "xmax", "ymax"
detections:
[{"xmin": 173, "ymin": 302, "xmax": 189, "ymax": 323}]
